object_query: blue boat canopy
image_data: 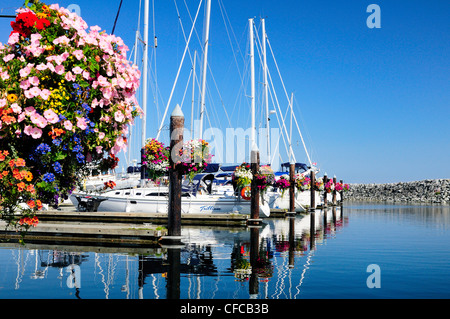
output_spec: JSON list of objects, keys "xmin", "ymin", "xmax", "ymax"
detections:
[
  {"xmin": 203, "ymin": 163, "xmax": 220, "ymax": 173},
  {"xmin": 220, "ymin": 165, "xmax": 238, "ymax": 172},
  {"xmin": 280, "ymin": 162, "xmax": 308, "ymax": 172}
]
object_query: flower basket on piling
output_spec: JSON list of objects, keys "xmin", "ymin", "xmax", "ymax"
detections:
[
  {"xmin": 254, "ymin": 165, "xmax": 275, "ymax": 195},
  {"xmin": 314, "ymin": 177, "xmax": 324, "ymax": 191},
  {"xmin": 142, "ymin": 138, "xmax": 169, "ymax": 181},
  {"xmin": 232, "ymin": 163, "xmax": 253, "ymax": 188},
  {"xmin": 325, "ymin": 179, "xmax": 335, "ymax": 193},
  {"xmin": 176, "ymin": 139, "xmax": 212, "ymax": 182},
  {"xmin": 294, "ymin": 173, "xmax": 311, "ymax": 192},
  {"xmin": 275, "ymin": 175, "xmax": 290, "ymax": 198}
]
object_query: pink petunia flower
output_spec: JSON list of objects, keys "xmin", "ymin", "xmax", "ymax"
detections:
[
  {"xmin": 72, "ymin": 49, "xmax": 84, "ymax": 60},
  {"xmin": 72, "ymin": 66, "xmax": 83, "ymax": 74},
  {"xmin": 30, "ymin": 113, "xmax": 47, "ymax": 128},
  {"xmin": 65, "ymin": 71, "xmax": 76, "ymax": 82},
  {"xmin": 44, "ymin": 109, "xmax": 59, "ymax": 124},
  {"xmin": 40, "ymin": 89, "xmax": 51, "ymax": 100},
  {"xmin": 19, "ymin": 66, "xmax": 32, "ymax": 78},
  {"xmin": 63, "ymin": 120, "xmax": 73, "ymax": 131},
  {"xmin": 76, "ymin": 117, "xmax": 87, "ymax": 130},
  {"xmin": 82, "ymin": 70, "xmax": 90, "ymax": 80},
  {"xmin": 11, "ymin": 103, "xmax": 22, "ymax": 114},
  {"xmin": 8, "ymin": 32, "xmax": 20, "ymax": 45},
  {"xmin": 29, "ymin": 76, "xmax": 40, "ymax": 86},
  {"xmin": 3, "ymin": 54, "xmax": 14, "ymax": 62},
  {"xmin": 30, "ymin": 127, "xmax": 43, "ymax": 139},
  {"xmin": 55, "ymin": 64, "xmax": 65, "ymax": 75},
  {"xmin": 29, "ymin": 86, "xmax": 41, "ymax": 98},
  {"xmin": 20, "ymin": 80, "xmax": 31, "ymax": 90},
  {"xmin": 24, "ymin": 126, "xmax": 43, "ymax": 139},
  {"xmin": 36, "ymin": 63, "xmax": 48, "ymax": 71},
  {"xmin": 114, "ymin": 111, "xmax": 124, "ymax": 123}
]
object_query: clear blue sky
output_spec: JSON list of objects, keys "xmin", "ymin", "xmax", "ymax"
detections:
[{"xmin": 1, "ymin": 0, "xmax": 449, "ymax": 183}]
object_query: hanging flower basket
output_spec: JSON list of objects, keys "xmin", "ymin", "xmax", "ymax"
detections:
[
  {"xmin": 275, "ymin": 175, "xmax": 290, "ymax": 197},
  {"xmin": 232, "ymin": 162, "xmax": 253, "ymax": 188},
  {"xmin": 343, "ymin": 183, "xmax": 350, "ymax": 192},
  {"xmin": 325, "ymin": 179, "xmax": 335, "ymax": 193},
  {"xmin": 314, "ymin": 177, "xmax": 324, "ymax": 191},
  {"xmin": 142, "ymin": 138, "xmax": 169, "ymax": 180},
  {"xmin": 0, "ymin": 0, "xmax": 141, "ymax": 210},
  {"xmin": 254, "ymin": 165, "xmax": 275, "ymax": 194},
  {"xmin": 293, "ymin": 173, "xmax": 310, "ymax": 192},
  {"xmin": 176, "ymin": 139, "xmax": 212, "ymax": 182}
]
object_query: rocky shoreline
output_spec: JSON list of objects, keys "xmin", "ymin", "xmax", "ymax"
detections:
[{"xmin": 345, "ymin": 179, "xmax": 450, "ymax": 204}]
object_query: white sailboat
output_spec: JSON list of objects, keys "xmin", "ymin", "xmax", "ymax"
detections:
[{"xmin": 71, "ymin": 173, "xmax": 270, "ymax": 217}]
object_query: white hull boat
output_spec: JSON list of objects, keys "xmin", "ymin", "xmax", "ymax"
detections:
[
  {"xmin": 266, "ymin": 189, "xmax": 320, "ymax": 212},
  {"xmin": 70, "ymin": 186, "xmax": 271, "ymax": 218}
]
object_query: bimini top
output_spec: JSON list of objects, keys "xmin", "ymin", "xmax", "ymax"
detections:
[{"xmin": 280, "ymin": 162, "xmax": 308, "ymax": 172}]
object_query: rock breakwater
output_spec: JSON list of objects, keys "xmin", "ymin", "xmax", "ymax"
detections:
[{"xmin": 346, "ymin": 179, "xmax": 450, "ymax": 204}]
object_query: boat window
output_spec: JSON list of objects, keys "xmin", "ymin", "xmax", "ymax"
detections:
[
  {"xmin": 115, "ymin": 192, "xmax": 121, "ymax": 195},
  {"xmin": 125, "ymin": 192, "xmax": 130, "ymax": 195},
  {"xmin": 136, "ymin": 192, "xmax": 142, "ymax": 196},
  {"xmin": 145, "ymin": 192, "xmax": 190, "ymax": 197},
  {"xmin": 146, "ymin": 192, "xmax": 168, "ymax": 196}
]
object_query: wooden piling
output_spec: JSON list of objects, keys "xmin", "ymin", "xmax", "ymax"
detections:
[
  {"xmin": 249, "ymin": 147, "xmax": 260, "ymax": 225},
  {"xmin": 332, "ymin": 176, "xmax": 337, "ymax": 206},
  {"xmin": 310, "ymin": 211, "xmax": 316, "ymax": 250},
  {"xmin": 310, "ymin": 171, "xmax": 316, "ymax": 211},
  {"xmin": 340, "ymin": 179, "xmax": 344, "ymax": 205},
  {"xmin": 249, "ymin": 227, "xmax": 260, "ymax": 296},
  {"xmin": 289, "ymin": 163, "xmax": 295, "ymax": 213},
  {"xmin": 166, "ymin": 105, "xmax": 184, "ymax": 243},
  {"xmin": 323, "ymin": 174, "xmax": 328, "ymax": 208},
  {"xmin": 166, "ymin": 247, "xmax": 181, "ymax": 299}
]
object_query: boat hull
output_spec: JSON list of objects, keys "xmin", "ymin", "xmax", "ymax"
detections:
[
  {"xmin": 266, "ymin": 190, "xmax": 319, "ymax": 212},
  {"xmin": 70, "ymin": 187, "xmax": 271, "ymax": 218}
]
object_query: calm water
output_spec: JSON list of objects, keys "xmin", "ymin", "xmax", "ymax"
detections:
[{"xmin": 1, "ymin": 202, "xmax": 450, "ymax": 299}]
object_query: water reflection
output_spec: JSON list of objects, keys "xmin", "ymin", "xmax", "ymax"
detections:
[{"xmin": 0, "ymin": 208, "xmax": 347, "ymax": 299}]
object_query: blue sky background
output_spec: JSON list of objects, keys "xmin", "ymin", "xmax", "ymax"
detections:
[{"xmin": 1, "ymin": 0, "xmax": 449, "ymax": 183}]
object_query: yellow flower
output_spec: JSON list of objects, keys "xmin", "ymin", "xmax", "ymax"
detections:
[
  {"xmin": 36, "ymin": 12, "xmax": 48, "ymax": 19},
  {"xmin": 7, "ymin": 94, "xmax": 18, "ymax": 103}
]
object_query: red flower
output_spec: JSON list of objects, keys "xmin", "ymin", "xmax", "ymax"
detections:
[
  {"xmin": 35, "ymin": 18, "xmax": 50, "ymax": 30},
  {"xmin": 10, "ymin": 11, "xmax": 50, "ymax": 37}
]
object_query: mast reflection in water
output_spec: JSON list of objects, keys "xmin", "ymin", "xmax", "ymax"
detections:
[
  {"xmin": 0, "ymin": 207, "xmax": 346, "ymax": 299},
  {"xmin": 3, "ymin": 203, "xmax": 450, "ymax": 299}
]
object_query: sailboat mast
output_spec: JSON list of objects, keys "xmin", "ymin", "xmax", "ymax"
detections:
[
  {"xmin": 289, "ymin": 92, "xmax": 294, "ymax": 163},
  {"xmin": 141, "ymin": 0, "xmax": 149, "ymax": 148},
  {"xmin": 249, "ymin": 18, "xmax": 256, "ymax": 151},
  {"xmin": 199, "ymin": 0, "xmax": 211, "ymax": 140},
  {"xmin": 191, "ymin": 50, "xmax": 196, "ymax": 138},
  {"xmin": 261, "ymin": 18, "xmax": 270, "ymax": 163}
]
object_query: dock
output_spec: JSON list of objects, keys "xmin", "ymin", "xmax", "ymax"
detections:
[
  {"xmin": 0, "ymin": 220, "xmax": 166, "ymax": 246},
  {"xmin": 0, "ymin": 202, "xmax": 252, "ymax": 246},
  {"xmin": 35, "ymin": 209, "xmax": 250, "ymax": 227}
]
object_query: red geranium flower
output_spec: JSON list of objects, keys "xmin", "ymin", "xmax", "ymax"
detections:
[{"xmin": 10, "ymin": 11, "xmax": 50, "ymax": 37}]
